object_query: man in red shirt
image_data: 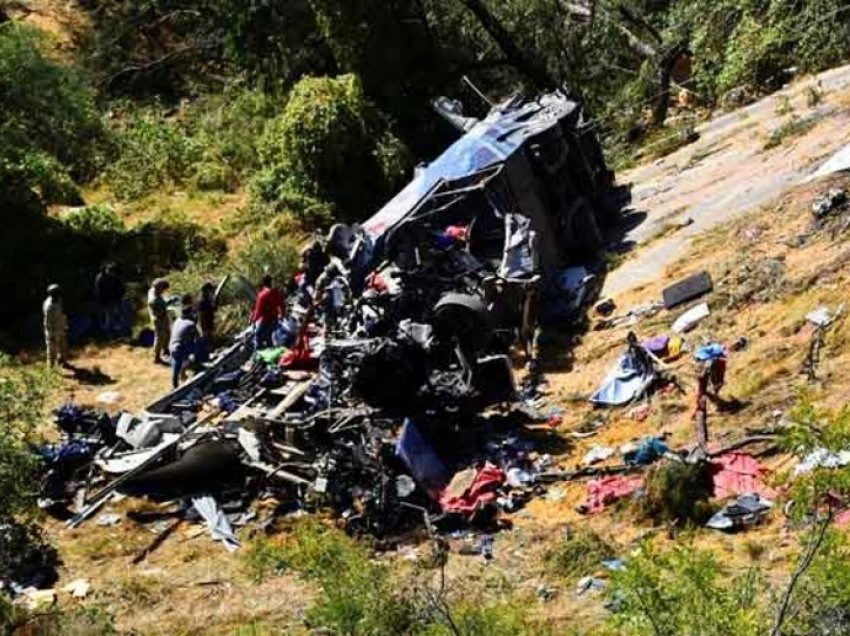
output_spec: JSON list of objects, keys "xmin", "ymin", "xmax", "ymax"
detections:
[{"xmin": 252, "ymin": 274, "xmax": 285, "ymax": 350}]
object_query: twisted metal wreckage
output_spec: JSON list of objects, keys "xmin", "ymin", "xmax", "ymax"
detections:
[{"xmin": 43, "ymin": 89, "xmax": 627, "ymax": 545}]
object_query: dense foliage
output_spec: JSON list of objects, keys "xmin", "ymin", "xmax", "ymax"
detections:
[{"xmin": 253, "ymin": 74, "xmax": 411, "ymax": 223}]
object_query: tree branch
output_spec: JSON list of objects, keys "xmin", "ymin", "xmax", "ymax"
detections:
[
  {"xmin": 770, "ymin": 502, "xmax": 836, "ymax": 635},
  {"xmin": 617, "ymin": 5, "xmax": 663, "ymax": 44},
  {"xmin": 457, "ymin": 0, "xmax": 555, "ymax": 89}
]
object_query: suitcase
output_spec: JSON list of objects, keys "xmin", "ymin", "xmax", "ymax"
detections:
[{"xmin": 662, "ymin": 271, "xmax": 713, "ymax": 309}]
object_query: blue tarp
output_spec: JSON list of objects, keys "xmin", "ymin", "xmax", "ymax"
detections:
[{"xmin": 590, "ymin": 350, "xmax": 654, "ymax": 407}]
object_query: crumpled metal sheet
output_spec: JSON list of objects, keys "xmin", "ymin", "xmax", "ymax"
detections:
[{"xmin": 192, "ymin": 495, "xmax": 240, "ymax": 552}]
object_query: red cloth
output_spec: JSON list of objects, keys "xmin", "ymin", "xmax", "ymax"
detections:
[
  {"xmin": 366, "ymin": 272, "xmax": 389, "ymax": 293},
  {"xmin": 585, "ymin": 475, "xmax": 644, "ymax": 514},
  {"xmin": 835, "ymin": 508, "xmax": 850, "ymax": 528},
  {"xmin": 280, "ymin": 324, "xmax": 313, "ymax": 368},
  {"xmin": 710, "ymin": 452, "xmax": 775, "ymax": 499},
  {"xmin": 439, "ymin": 463, "xmax": 505, "ymax": 516},
  {"xmin": 252, "ymin": 287, "xmax": 285, "ymax": 324},
  {"xmin": 444, "ymin": 225, "xmax": 469, "ymax": 242}
]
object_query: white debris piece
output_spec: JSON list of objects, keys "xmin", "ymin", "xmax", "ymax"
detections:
[{"xmin": 672, "ymin": 303, "xmax": 710, "ymax": 333}]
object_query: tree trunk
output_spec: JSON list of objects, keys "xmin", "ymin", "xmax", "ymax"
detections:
[
  {"xmin": 651, "ymin": 42, "xmax": 686, "ymax": 127},
  {"xmin": 457, "ymin": 0, "xmax": 555, "ymax": 89}
]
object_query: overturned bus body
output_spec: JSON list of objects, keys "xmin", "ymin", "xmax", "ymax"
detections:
[
  {"xmin": 57, "ymin": 91, "xmax": 620, "ymax": 540},
  {"xmin": 363, "ymin": 89, "xmax": 616, "ymax": 276}
]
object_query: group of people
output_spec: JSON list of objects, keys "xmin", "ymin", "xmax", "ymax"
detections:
[
  {"xmin": 42, "ymin": 224, "xmax": 367, "ymax": 388},
  {"xmin": 147, "ymin": 278, "xmax": 217, "ymax": 388},
  {"xmin": 41, "ymin": 275, "xmax": 219, "ymax": 389}
]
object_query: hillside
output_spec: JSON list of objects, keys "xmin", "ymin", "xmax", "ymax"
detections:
[
  {"xmin": 6, "ymin": 1, "xmax": 850, "ymax": 635},
  {"xmin": 13, "ymin": 64, "xmax": 850, "ymax": 635}
]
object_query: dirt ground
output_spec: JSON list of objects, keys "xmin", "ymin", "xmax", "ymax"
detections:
[{"xmin": 30, "ymin": 76, "xmax": 850, "ymax": 633}]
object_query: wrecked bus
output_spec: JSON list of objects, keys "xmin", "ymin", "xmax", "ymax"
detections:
[{"xmin": 363, "ymin": 88, "xmax": 616, "ymax": 276}]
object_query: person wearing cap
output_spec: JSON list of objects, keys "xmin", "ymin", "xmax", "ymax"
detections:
[
  {"xmin": 169, "ymin": 294, "xmax": 199, "ymax": 388},
  {"xmin": 251, "ymin": 274, "xmax": 285, "ymax": 350},
  {"xmin": 147, "ymin": 278, "xmax": 171, "ymax": 365},
  {"xmin": 43, "ymin": 284, "xmax": 69, "ymax": 367},
  {"xmin": 196, "ymin": 282, "xmax": 216, "ymax": 361}
]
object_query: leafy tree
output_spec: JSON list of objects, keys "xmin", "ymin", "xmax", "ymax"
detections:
[
  {"xmin": 0, "ymin": 23, "xmax": 105, "ymax": 184},
  {"xmin": 607, "ymin": 542, "xmax": 766, "ymax": 635},
  {"xmin": 0, "ymin": 22, "xmax": 105, "ymax": 332},
  {"xmin": 0, "ymin": 355, "xmax": 54, "ymax": 520},
  {"xmin": 253, "ymin": 74, "xmax": 411, "ymax": 223}
]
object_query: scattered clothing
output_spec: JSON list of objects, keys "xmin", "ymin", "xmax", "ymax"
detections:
[
  {"xmin": 256, "ymin": 347, "xmax": 287, "ymax": 365},
  {"xmin": 439, "ymin": 463, "xmax": 505, "ymax": 517},
  {"xmin": 576, "ymin": 576, "xmax": 607, "ymax": 595},
  {"xmin": 582, "ymin": 444, "xmax": 615, "ymax": 466},
  {"xmin": 505, "ymin": 467, "xmax": 536, "ymax": 488},
  {"xmin": 695, "ymin": 343, "xmax": 726, "ymax": 362},
  {"xmin": 710, "ymin": 452, "xmax": 775, "ymax": 499},
  {"xmin": 581, "ymin": 475, "xmax": 644, "ymax": 514},
  {"xmin": 602, "ymin": 558, "xmax": 626, "ymax": 571},
  {"xmin": 806, "ymin": 305, "xmax": 839, "ymax": 327},
  {"xmin": 622, "ymin": 437, "xmax": 669, "ymax": 466},
  {"xmin": 590, "ymin": 348, "xmax": 654, "ymax": 406},
  {"xmin": 811, "ymin": 188, "xmax": 848, "ymax": 218},
  {"xmin": 643, "ymin": 334, "xmax": 685, "ymax": 361},
  {"xmin": 642, "ymin": 335, "xmax": 669, "ymax": 355},
  {"xmin": 192, "ymin": 495, "xmax": 240, "ymax": 552},
  {"xmin": 794, "ymin": 447, "xmax": 850, "ymax": 475}
]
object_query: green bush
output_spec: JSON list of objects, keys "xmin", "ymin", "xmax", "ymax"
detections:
[
  {"xmin": 106, "ymin": 87, "xmax": 280, "ymax": 199},
  {"xmin": 254, "ymin": 73, "xmax": 411, "ymax": 224},
  {"xmin": 418, "ymin": 599, "xmax": 543, "ymax": 636},
  {"xmin": 106, "ymin": 108, "xmax": 201, "ymax": 200},
  {"xmin": 545, "ymin": 526, "xmax": 614, "ymax": 581},
  {"xmin": 607, "ymin": 543, "xmax": 765, "ymax": 636},
  {"xmin": 61, "ymin": 204, "xmax": 125, "ymax": 236},
  {"xmin": 237, "ymin": 223, "xmax": 300, "ymax": 289},
  {"xmin": 0, "ymin": 355, "xmax": 54, "ymax": 520},
  {"xmin": 189, "ymin": 86, "xmax": 278, "ymax": 183},
  {"xmin": 243, "ymin": 182, "xmax": 335, "ymax": 230},
  {"xmin": 638, "ymin": 459, "xmax": 715, "ymax": 525},
  {"xmin": 243, "ymin": 536, "xmax": 291, "ymax": 584},
  {"xmin": 0, "ymin": 22, "xmax": 108, "ymax": 331},
  {"xmin": 265, "ymin": 521, "xmax": 419, "ymax": 635},
  {"xmin": 6, "ymin": 602, "xmax": 116, "ymax": 636},
  {"xmin": 244, "ymin": 521, "xmax": 544, "ymax": 636},
  {"xmin": 0, "ymin": 22, "xmax": 105, "ymax": 183}
]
